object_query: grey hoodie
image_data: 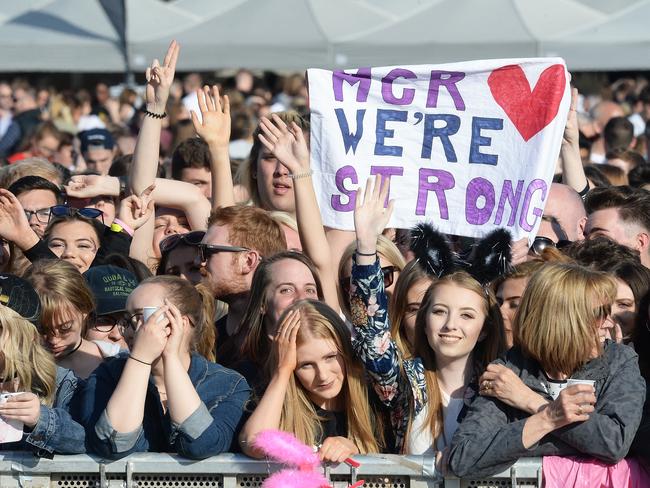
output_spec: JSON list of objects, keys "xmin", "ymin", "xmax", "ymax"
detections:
[{"xmin": 449, "ymin": 341, "xmax": 645, "ymax": 478}]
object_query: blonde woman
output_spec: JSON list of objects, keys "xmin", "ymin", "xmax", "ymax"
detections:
[
  {"xmin": 0, "ymin": 274, "xmax": 85, "ymax": 455},
  {"xmin": 449, "ymin": 263, "xmax": 646, "ymax": 478},
  {"xmin": 350, "ymin": 176, "xmax": 505, "ymax": 463},
  {"xmin": 239, "ymin": 299, "xmax": 382, "ymax": 463}
]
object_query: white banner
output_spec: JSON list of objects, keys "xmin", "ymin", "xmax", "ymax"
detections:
[{"xmin": 308, "ymin": 58, "xmax": 571, "ymax": 241}]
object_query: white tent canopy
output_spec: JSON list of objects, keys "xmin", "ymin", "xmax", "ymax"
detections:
[{"xmin": 0, "ymin": 0, "xmax": 649, "ymax": 72}]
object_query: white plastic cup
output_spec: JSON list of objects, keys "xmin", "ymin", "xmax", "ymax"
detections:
[
  {"xmin": 142, "ymin": 307, "xmax": 158, "ymax": 323},
  {"xmin": 566, "ymin": 379, "xmax": 595, "ymax": 388}
]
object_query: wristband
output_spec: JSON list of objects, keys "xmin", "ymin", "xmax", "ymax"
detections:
[
  {"xmin": 112, "ymin": 218, "xmax": 134, "ymax": 236},
  {"xmin": 289, "ymin": 169, "xmax": 313, "ymax": 180},
  {"xmin": 128, "ymin": 354, "xmax": 152, "ymax": 366},
  {"xmin": 356, "ymin": 250, "xmax": 377, "ymax": 257}
]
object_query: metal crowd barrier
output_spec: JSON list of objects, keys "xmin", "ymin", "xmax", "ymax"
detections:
[{"xmin": 0, "ymin": 452, "xmax": 543, "ymax": 487}]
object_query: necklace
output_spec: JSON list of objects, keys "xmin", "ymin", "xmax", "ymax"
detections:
[{"xmin": 61, "ymin": 339, "xmax": 83, "ymax": 358}]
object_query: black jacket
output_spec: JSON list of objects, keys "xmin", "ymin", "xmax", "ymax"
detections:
[{"xmin": 449, "ymin": 342, "xmax": 646, "ymax": 478}]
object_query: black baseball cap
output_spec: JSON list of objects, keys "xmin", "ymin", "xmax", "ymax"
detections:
[
  {"xmin": 84, "ymin": 265, "xmax": 137, "ymax": 316},
  {"xmin": 0, "ymin": 273, "xmax": 41, "ymax": 326},
  {"xmin": 79, "ymin": 128, "xmax": 115, "ymax": 153}
]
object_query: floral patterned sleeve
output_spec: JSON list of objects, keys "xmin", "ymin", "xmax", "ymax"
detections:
[{"xmin": 349, "ymin": 256, "xmax": 409, "ymax": 409}]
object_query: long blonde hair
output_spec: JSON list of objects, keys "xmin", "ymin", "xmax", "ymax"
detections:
[
  {"xmin": 410, "ymin": 271, "xmax": 505, "ymax": 448},
  {"xmin": 274, "ymin": 300, "xmax": 381, "ymax": 453},
  {"xmin": 0, "ymin": 306, "xmax": 57, "ymax": 406},
  {"xmin": 515, "ymin": 263, "xmax": 616, "ymax": 376}
]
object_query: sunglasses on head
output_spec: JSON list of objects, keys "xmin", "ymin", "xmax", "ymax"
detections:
[
  {"xmin": 340, "ymin": 265, "xmax": 395, "ymax": 296},
  {"xmin": 529, "ymin": 236, "xmax": 556, "ymax": 256},
  {"xmin": 159, "ymin": 231, "xmax": 206, "ymax": 254},
  {"xmin": 197, "ymin": 243, "xmax": 252, "ymax": 262},
  {"xmin": 49, "ymin": 204, "xmax": 104, "ymax": 224}
]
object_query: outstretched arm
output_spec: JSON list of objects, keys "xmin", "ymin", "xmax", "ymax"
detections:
[
  {"xmin": 560, "ymin": 88, "xmax": 589, "ymax": 194},
  {"xmin": 130, "ymin": 40, "xmax": 179, "ymax": 196},
  {"xmin": 257, "ymin": 114, "xmax": 340, "ymax": 310}
]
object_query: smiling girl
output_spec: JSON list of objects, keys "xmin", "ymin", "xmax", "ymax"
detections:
[
  {"xmin": 350, "ymin": 176, "xmax": 505, "ymax": 461},
  {"xmin": 239, "ymin": 299, "xmax": 382, "ymax": 463}
]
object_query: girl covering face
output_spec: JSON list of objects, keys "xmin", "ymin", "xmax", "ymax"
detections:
[
  {"xmin": 80, "ymin": 275, "xmax": 251, "ymax": 460},
  {"xmin": 239, "ymin": 300, "xmax": 381, "ymax": 464}
]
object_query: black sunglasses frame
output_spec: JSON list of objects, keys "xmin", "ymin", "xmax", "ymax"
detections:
[
  {"xmin": 160, "ymin": 230, "xmax": 206, "ymax": 254},
  {"xmin": 49, "ymin": 204, "xmax": 104, "ymax": 225}
]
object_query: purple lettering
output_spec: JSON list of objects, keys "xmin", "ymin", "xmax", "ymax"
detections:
[
  {"xmin": 333, "ymin": 68, "xmax": 371, "ymax": 102},
  {"xmin": 426, "ymin": 71, "xmax": 466, "ymax": 111},
  {"xmin": 370, "ymin": 165, "xmax": 404, "ymax": 205},
  {"xmin": 416, "ymin": 169, "xmax": 455, "ymax": 218},
  {"xmin": 519, "ymin": 179, "xmax": 547, "ymax": 231},
  {"xmin": 331, "ymin": 165, "xmax": 358, "ymax": 212},
  {"xmin": 494, "ymin": 180, "xmax": 524, "ymax": 227},
  {"xmin": 465, "ymin": 178, "xmax": 496, "ymax": 225},
  {"xmin": 381, "ymin": 68, "xmax": 417, "ymax": 105}
]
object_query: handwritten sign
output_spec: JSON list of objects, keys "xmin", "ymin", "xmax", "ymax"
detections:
[{"xmin": 308, "ymin": 58, "xmax": 570, "ymax": 240}]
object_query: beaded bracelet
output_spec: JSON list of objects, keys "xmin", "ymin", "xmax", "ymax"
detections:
[
  {"xmin": 289, "ymin": 169, "xmax": 313, "ymax": 180},
  {"xmin": 143, "ymin": 109, "xmax": 167, "ymax": 119}
]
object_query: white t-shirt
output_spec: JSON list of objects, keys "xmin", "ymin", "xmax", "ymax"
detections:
[{"xmin": 406, "ymin": 390, "xmax": 465, "ymax": 455}]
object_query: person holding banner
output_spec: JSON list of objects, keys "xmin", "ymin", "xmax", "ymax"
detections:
[{"xmin": 348, "ymin": 175, "xmax": 505, "ymax": 466}]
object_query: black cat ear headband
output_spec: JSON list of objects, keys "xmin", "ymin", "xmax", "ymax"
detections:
[{"xmin": 409, "ymin": 223, "xmax": 513, "ymax": 285}]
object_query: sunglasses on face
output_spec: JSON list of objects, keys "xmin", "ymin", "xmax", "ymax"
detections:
[
  {"xmin": 340, "ymin": 265, "xmax": 395, "ymax": 296},
  {"xmin": 197, "ymin": 243, "xmax": 252, "ymax": 263},
  {"xmin": 529, "ymin": 236, "xmax": 556, "ymax": 256},
  {"xmin": 159, "ymin": 230, "xmax": 206, "ymax": 254},
  {"xmin": 49, "ymin": 205, "xmax": 104, "ymax": 224}
]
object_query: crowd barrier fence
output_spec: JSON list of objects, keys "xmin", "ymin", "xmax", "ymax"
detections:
[{"xmin": 0, "ymin": 452, "xmax": 543, "ymax": 488}]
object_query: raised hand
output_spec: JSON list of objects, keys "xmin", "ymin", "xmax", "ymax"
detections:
[
  {"xmin": 130, "ymin": 306, "xmax": 171, "ymax": 365},
  {"xmin": 562, "ymin": 87, "xmax": 579, "ymax": 148},
  {"xmin": 353, "ymin": 175, "xmax": 394, "ymax": 253},
  {"xmin": 258, "ymin": 114, "xmax": 309, "ymax": 175},
  {"xmin": 145, "ymin": 40, "xmax": 180, "ymax": 113},
  {"xmin": 274, "ymin": 309, "xmax": 301, "ymax": 375},
  {"xmin": 191, "ymin": 85, "xmax": 231, "ymax": 147},
  {"xmin": 117, "ymin": 184, "xmax": 155, "ymax": 231},
  {"xmin": 0, "ymin": 189, "xmax": 39, "ymax": 250},
  {"xmin": 162, "ymin": 299, "xmax": 186, "ymax": 360}
]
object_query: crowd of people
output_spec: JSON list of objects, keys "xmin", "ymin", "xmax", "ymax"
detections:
[{"xmin": 0, "ymin": 40, "xmax": 648, "ymax": 483}]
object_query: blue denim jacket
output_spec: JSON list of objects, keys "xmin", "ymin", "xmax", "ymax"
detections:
[
  {"xmin": 80, "ymin": 353, "xmax": 251, "ymax": 460},
  {"xmin": 1, "ymin": 367, "xmax": 86, "ymax": 457}
]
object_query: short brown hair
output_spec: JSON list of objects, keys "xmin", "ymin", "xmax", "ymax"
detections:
[
  {"xmin": 171, "ymin": 138, "xmax": 211, "ymax": 180},
  {"xmin": 585, "ymin": 186, "xmax": 650, "ymax": 234},
  {"xmin": 207, "ymin": 204, "xmax": 287, "ymax": 257}
]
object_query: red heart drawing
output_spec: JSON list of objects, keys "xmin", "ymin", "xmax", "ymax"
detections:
[{"xmin": 488, "ymin": 64, "xmax": 566, "ymax": 142}]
